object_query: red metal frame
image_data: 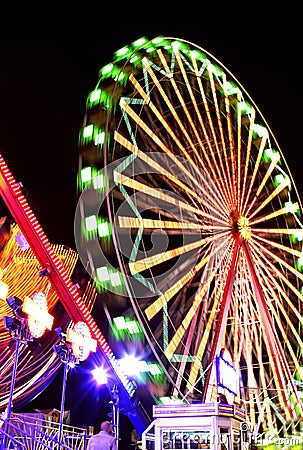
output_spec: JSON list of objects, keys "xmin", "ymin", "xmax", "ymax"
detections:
[{"xmin": 0, "ymin": 154, "xmax": 134, "ymax": 397}]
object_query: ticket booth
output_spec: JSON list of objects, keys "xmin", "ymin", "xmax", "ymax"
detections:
[
  {"xmin": 141, "ymin": 348, "xmax": 247, "ymax": 449},
  {"xmin": 141, "ymin": 402, "xmax": 247, "ymax": 450}
]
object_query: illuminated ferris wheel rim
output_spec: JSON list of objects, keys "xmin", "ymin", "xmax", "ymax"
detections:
[
  {"xmin": 103, "ymin": 35, "xmax": 303, "ymax": 294},
  {"xmin": 77, "ymin": 35, "xmax": 303, "ymax": 428}
]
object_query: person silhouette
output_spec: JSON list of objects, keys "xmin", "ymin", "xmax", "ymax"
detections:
[{"xmin": 87, "ymin": 421, "xmax": 117, "ymax": 450}]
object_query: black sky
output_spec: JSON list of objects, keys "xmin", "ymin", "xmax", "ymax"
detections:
[{"xmin": 0, "ymin": 10, "xmax": 302, "ymax": 445}]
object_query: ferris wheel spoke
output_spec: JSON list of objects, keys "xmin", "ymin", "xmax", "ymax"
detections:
[
  {"xmin": 144, "ymin": 253, "xmax": 211, "ymax": 321},
  {"xmin": 185, "ymin": 240, "xmax": 236, "ymax": 388},
  {"xmin": 256, "ymin": 151, "xmax": 282, "ymax": 197},
  {"xmin": 114, "ymin": 171, "xmax": 200, "ymax": 215},
  {"xmin": 157, "ymin": 52, "xmax": 208, "ymax": 165},
  {"xmin": 152, "ymin": 234, "xmax": 232, "ymax": 327},
  {"xmin": 114, "ymin": 130, "xmax": 228, "ymax": 216},
  {"xmin": 173, "ymin": 313, "xmax": 202, "ymax": 397},
  {"xmin": 113, "ymin": 171, "xmax": 231, "ymax": 239},
  {"xmin": 252, "ymin": 232, "xmax": 302, "ymax": 258},
  {"xmin": 242, "ymin": 133, "xmax": 268, "ymax": 215},
  {"xmin": 126, "ymin": 72, "xmax": 233, "ymax": 212},
  {"xmin": 175, "ymin": 53, "xmax": 231, "ymax": 184},
  {"xmin": 256, "ymin": 268, "xmax": 303, "ymax": 342},
  {"xmin": 248, "ymin": 241, "xmax": 303, "ymax": 324},
  {"xmin": 131, "ymin": 62, "xmax": 204, "ymax": 174},
  {"xmin": 118, "ymin": 216, "xmax": 202, "ymax": 231},
  {"xmin": 248, "ymin": 177, "xmax": 291, "ymax": 221},
  {"xmin": 222, "ymin": 78, "xmax": 238, "ymax": 202},
  {"xmin": 242, "ymin": 318, "xmax": 258, "ymax": 418},
  {"xmin": 250, "ymin": 289, "xmax": 292, "ymax": 419},
  {"xmin": 242, "ymin": 133, "xmax": 269, "ymax": 215},
  {"xmin": 244, "ymin": 243, "xmax": 301, "ymax": 416},
  {"xmin": 185, "ymin": 59, "xmax": 236, "ymax": 209},
  {"xmin": 118, "ymin": 99, "xmax": 210, "ymax": 196},
  {"xmin": 187, "ymin": 278, "xmax": 226, "ymax": 390},
  {"xmin": 250, "ymin": 205, "xmax": 300, "ymax": 226},
  {"xmin": 239, "ymin": 109, "xmax": 256, "ymax": 212},
  {"xmin": 128, "ymin": 238, "xmax": 208, "ymax": 276},
  {"xmin": 250, "ymin": 236, "xmax": 303, "ymax": 284},
  {"xmin": 270, "ymin": 304, "xmax": 302, "ymax": 368},
  {"xmin": 206, "ymin": 66, "xmax": 237, "ymax": 208},
  {"xmin": 196, "ymin": 86, "xmax": 235, "ymax": 209}
]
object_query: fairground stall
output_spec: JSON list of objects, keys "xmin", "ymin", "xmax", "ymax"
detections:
[{"xmin": 142, "ymin": 402, "xmax": 246, "ymax": 450}]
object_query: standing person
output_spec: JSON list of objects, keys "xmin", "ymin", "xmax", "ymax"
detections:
[
  {"xmin": 130, "ymin": 428, "xmax": 142, "ymax": 449},
  {"xmin": 87, "ymin": 421, "xmax": 117, "ymax": 450}
]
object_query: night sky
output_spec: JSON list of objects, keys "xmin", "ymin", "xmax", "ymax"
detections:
[{"xmin": 0, "ymin": 11, "xmax": 302, "ymax": 447}]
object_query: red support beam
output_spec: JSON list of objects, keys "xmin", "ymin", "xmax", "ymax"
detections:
[{"xmin": 0, "ymin": 153, "xmax": 135, "ymax": 397}]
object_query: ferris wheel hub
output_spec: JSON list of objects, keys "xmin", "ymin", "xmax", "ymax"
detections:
[
  {"xmin": 237, "ymin": 215, "xmax": 251, "ymax": 241},
  {"xmin": 229, "ymin": 211, "xmax": 251, "ymax": 241}
]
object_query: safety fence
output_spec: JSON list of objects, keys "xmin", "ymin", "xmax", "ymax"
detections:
[{"xmin": 0, "ymin": 413, "xmax": 90, "ymax": 450}]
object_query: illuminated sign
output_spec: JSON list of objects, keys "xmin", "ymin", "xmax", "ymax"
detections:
[{"xmin": 216, "ymin": 349, "xmax": 238, "ymax": 396}]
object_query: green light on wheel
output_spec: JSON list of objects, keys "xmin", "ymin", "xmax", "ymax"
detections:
[
  {"xmin": 100, "ymin": 63, "xmax": 114, "ymax": 76},
  {"xmin": 263, "ymin": 148, "xmax": 280, "ymax": 163},
  {"xmin": 208, "ymin": 63, "xmax": 222, "ymax": 77},
  {"xmin": 151, "ymin": 36, "xmax": 164, "ymax": 45},
  {"xmin": 295, "ymin": 366, "xmax": 303, "ymax": 381},
  {"xmin": 145, "ymin": 46, "xmax": 156, "ymax": 54},
  {"xmin": 85, "ymin": 215, "xmax": 97, "ymax": 232},
  {"xmin": 94, "ymin": 131, "xmax": 105, "ymax": 145},
  {"xmin": 113, "ymin": 316, "xmax": 143, "ymax": 336},
  {"xmin": 115, "ymin": 46, "xmax": 130, "ymax": 58},
  {"xmin": 109, "ymin": 271, "xmax": 122, "ymax": 287},
  {"xmin": 113, "ymin": 316, "xmax": 126, "ymax": 330},
  {"xmin": 289, "ymin": 393, "xmax": 303, "ymax": 416},
  {"xmin": 83, "ymin": 124, "xmax": 94, "ymax": 139},
  {"xmin": 99, "ymin": 63, "xmax": 126, "ymax": 83},
  {"xmin": 112, "ymin": 316, "xmax": 143, "ymax": 338},
  {"xmin": 79, "ymin": 167, "xmax": 106, "ymax": 193},
  {"xmin": 87, "ymin": 89, "xmax": 112, "ymax": 110},
  {"xmin": 238, "ymin": 101, "xmax": 252, "ymax": 115},
  {"xmin": 223, "ymin": 81, "xmax": 241, "ymax": 96},
  {"xmin": 172, "ymin": 40, "xmax": 182, "ymax": 51},
  {"xmin": 290, "ymin": 229, "xmax": 303, "ymax": 243},
  {"xmin": 295, "ymin": 256, "xmax": 303, "ymax": 271},
  {"xmin": 89, "ymin": 89, "xmax": 101, "ymax": 103},
  {"xmin": 130, "ymin": 54, "xmax": 140, "ymax": 65},
  {"xmin": 190, "ymin": 49, "xmax": 206, "ymax": 61},
  {"xmin": 127, "ymin": 320, "xmax": 141, "ymax": 335},
  {"xmin": 273, "ymin": 173, "xmax": 290, "ymax": 188},
  {"xmin": 95, "ymin": 267, "xmax": 124, "ymax": 290},
  {"xmin": 252, "ymin": 124, "xmax": 268, "ymax": 138},
  {"xmin": 148, "ymin": 362, "xmax": 163, "ymax": 376},
  {"xmin": 284, "ymin": 201, "xmax": 300, "ymax": 214},
  {"xmin": 80, "ymin": 167, "xmax": 92, "ymax": 183},
  {"xmin": 98, "ymin": 219, "xmax": 111, "ymax": 238},
  {"xmin": 80, "ymin": 124, "xmax": 106, "ymax": 148},
  {"xmin": 132, "ymin": 37, "xmax": 148, "ymax": 48},
  {"xmin": 93, "ymin": 173, "xmax": 105, "ymax": 190},
  {"xmin": 96, "ymin": 266, "xmax": 109, "ymax": 282}
]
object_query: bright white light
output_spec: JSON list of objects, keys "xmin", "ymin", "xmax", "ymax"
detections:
[
  {"xmin": 92, "ymin": 367, "xmax": 108, "ymax": 385},
  {"xmin": 118, "ymin": 355, "xmax": 141, "ymax": 376}
]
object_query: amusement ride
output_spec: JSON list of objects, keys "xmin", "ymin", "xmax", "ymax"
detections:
[{"xmin": 0, "ymin": 35, "xmax": 302, "ymax": 449}]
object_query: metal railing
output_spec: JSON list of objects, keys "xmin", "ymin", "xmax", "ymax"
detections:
[{"xmin": 1, "ymin": 413, "xmax": 90, "ymax": 450}]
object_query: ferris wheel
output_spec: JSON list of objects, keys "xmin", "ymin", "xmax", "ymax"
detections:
[{"xmin": 76, "ymin": 36, "xmax": 303, "ymax": 433}]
